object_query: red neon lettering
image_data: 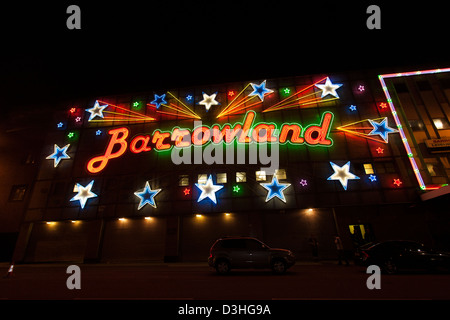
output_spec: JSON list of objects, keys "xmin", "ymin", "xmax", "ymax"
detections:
[
  {"xmin": 130, "ymin": 135, "xmax": 151, "ymax": 153},
  {"xmin": 279, "ymin": 124, "xmax": 304, "ymax": 144},
  {"xmin": 171, "ymin": 128, "xmax": 191, "ymax": 147},
  {"xmin": 211, "ymin": 124, "xmax": 242, "ymax": 143},
  {"xmin": 192, "ymin": 126, "xmax": 211, "ymax": 145},
  {"xmin": 87, "ymin": 127, "xmax": 129, "ymax": 173},
  {"xmin": 152, "ymin": 130, "xmax": 171, "ymax": 150},
  {"xmin": 252, "ymin": 123, "xmax": 277, "ymax": 142},
  {"xmin": 238, "ymin": 111, "xmax": 255, "ymax": 143},
  {"xmin": 304, "ymin": 112, "xmax": 333, "ymax": 146}
]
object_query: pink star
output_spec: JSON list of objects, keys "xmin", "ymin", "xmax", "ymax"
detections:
[{"xmin": 299, "ymin": 179, "xmax": 308, "ymax": 187}]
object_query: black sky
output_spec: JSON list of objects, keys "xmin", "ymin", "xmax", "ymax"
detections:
[{"xmin": 1, "ymin": 1, "xmax": 449, "ymax": 111}]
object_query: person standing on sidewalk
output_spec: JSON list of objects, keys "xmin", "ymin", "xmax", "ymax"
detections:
[
  {"xmin": 308, "ymin": 234, "xmax": 319, "ymax": 261},
  {"xmin": 334, "ymin": 236, "xmax": 349, "ymax": 266}
]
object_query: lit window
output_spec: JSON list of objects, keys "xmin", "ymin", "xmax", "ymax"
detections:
[
  {"xmin": 275, "ymin": 169, "xmax": 287, "ymax": 180},
  {"xmin": 427, "ymin": 163, "xmax": 437, "ymax": 176},
  {"xmin": 9, "ymin": 185, "xmax": 27, "ymax": 201},
  {"xmin": 198, "ymin": 174, "xmax": 207, "ymax": 184},
  {"xmin": 236, "ymin": 172, "xmax": 246, "ymax": 182},
  {"xmin": 255, "ymin": 171, "xmax": 266, "ymax": 181},
  {"xmin": 363, "ymin": 164, "xmax": 374, "ymax": 174},
  {"xmin": 178, "ymin": 175, "xmax": 189, "ymax": 186},
  {"xmin": 217, "ymin": 173, "xmax": 227, "ymax": 184},
  {"xmin": 433, "ymin": 118, "xmax": 450, "ymax": 130}
]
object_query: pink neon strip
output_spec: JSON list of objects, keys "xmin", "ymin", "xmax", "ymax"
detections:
[{"xmin": 378, "ymin": 67, "xmax": 450, "ymax": 190}]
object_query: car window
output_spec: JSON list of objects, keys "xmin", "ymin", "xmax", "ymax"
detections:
[
  {"xmin": 245, "ymin": 239, "xmax": 265, "ymax": 250},
  {"xmin": 220, "ymin": 239, "xmax": 246, "ymax": 249},
  {"xmin": 402, "ymin": 242, "xmax": 424, "ymax": 252}
]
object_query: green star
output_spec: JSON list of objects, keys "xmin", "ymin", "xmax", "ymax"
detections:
[{"xmin": 233, "ymin": 185, "xmax": 240, "ymax": 193}]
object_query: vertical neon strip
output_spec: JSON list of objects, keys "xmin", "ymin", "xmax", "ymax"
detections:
[{"xmin": 378, "ymin": 67, "xmax": 450, "ymax": 190}]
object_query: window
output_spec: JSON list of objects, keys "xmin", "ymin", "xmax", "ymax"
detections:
[
  {"xmin": 275, "ymin": 169, "xmax": 287, "ymax": 180},
  {"xmin": 363, "ymin": 163, "xmax": 374, "ymax": 174},
  {"xmin": 236, "ymin": 172, "xmax": 246, "ymax": 182},
  {"xmin": 433, "ymin": 118, "xmax": 450, "ymax": 130},
  {"xmin": 178, "ymin": 175, "xmax": 189, "ymax": 186},
  {"xmin": 217, "ymin": 173, "xmax": 227, "ymax": 184},
  {"xmin": 9, "ymin": 185, "xmax": 27, "ymax": 201},
  {"xmin": 408, "ymin": 119, "xmax": 425, "ymax": 131},
  {"xmin": 255, "ymin": 170, "xmax": 266, "ymax": 181},
  {"xmin": 197, "ymin": 174, "xmax": 207, "ymax": 184},
  {"xmin": 374, "ymin": 162, "xmax": 396, "ymax": 174}
]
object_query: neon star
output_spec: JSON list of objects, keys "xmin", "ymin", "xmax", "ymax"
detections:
[
  {"xmin": 315, "ymin": 77, "xmax": 343, "ymax": 98},
  {"xmin": 134, "ymin": 181, "xmax": 161, "ymax": 210},
  {"xmin": 199, "ymin": 92, "xmax": 219, "ymax": 111},
  {"xmin": 95, "ymin": 130, "xmax": 102, "ymax": 136},
  {"xmin": 233, "ymin": 185, "xmax": 240, "ymax": 193},
  {"xmin": 195, "ymin": 175, "xmax": 224, "ymax": 204},
  {"xmin": 368, "ymin": 118, "xmax": 397, "ymax": 143},
  {"xmin": 86, "ymin": 100, "xmax": 108, "ymax": 121},
  {"xmin": 369, "ymin": 174, "xmax": 377, "ymax": 182},
  {"xmin": 186, "ymin": 95, "xmax": 193, "ymax": 101},
  {"xmin": 299, "ymin": 179, "xmax": 308, "ymax": 187},
  {"xmin": 393, "ymin": 178, "xmax": 403, "ymax": 187},
  {"xmin": 375, "ymin": 147, "xmax": 384, "ymax": 154},
  {"xmin": 249, "ymin": 80, "xmax": 273, "ymax": 101},
  {"xmin": 57, "ymin": 122, "xmax": 64, "ymax": 128},
  {"xmin": 150, "ymin": 94, "xmax": 167, "ymax": 109},
  {"xmin": 349, "ymin": 105, "xmax": 357, "ymax": 111},
  {"xmin": 327, "ymin": 161, "xmax": 360, "ymax": 190},
  {"xmin": 46, "ymin": 144, "xmax": 70, "ymax": 167},
  {"xmin": 183, "ymin": 187, "xmax": 191, "ymax": 196},
  {"xmin": 260, "ymin": 176, "xmax": 291, "ymax": 203},
  {"xmin": 70, "ymin": 180, "xmax": 97, "ymax": 209}
]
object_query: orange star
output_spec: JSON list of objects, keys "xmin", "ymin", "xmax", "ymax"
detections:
[
  {"xmin": 376, "ymin": 147, "xmax": 384, "ymax": 154},
  {"xmin": 183, "ymin": 187, "xmax": 191, "ymax": 196},
  {"xmin": 393, "ymin": 179, "xmax": 402, "ymax": 187}
]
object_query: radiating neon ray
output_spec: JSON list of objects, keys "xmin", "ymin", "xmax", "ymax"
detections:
[
  {"xmin": 151, "ymin": 91, "xmax": 201, "ymax": 120},
  {"xmin": 93, "ymin": 100, "xmax": 156, "ymax": 122},
  {"xmin": 336, "ymin": 117, "xmax": 389, "ymax": 143},
  {"xmin": 217, "ymin": 82, "xmax": 273, "ymax": 118},
  {"xmin": 263, "ymin": 77, "xmax": 336, "ymax": 113}
]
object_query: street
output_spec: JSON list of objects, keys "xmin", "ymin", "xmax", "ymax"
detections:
[{"xmin": 2, "ymin": 261, "xmax": 450, "ymax": 300}]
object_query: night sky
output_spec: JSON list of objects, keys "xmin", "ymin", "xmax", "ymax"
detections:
[{"xmin": 1, "ymin": 1, "xmax": 449, "ymax": 113}]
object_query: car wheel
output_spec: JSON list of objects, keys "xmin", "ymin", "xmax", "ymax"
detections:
[
  {"xmin": 271, "ymin": 259, "xmax": 287, "ymax": 274},
  {"xmin": 383, "ymin": 258, "xmax": 398, "ymax": 274},
  {"xmin": 215, "ymin": 259, "xmax": 230, "ymax": 274}
]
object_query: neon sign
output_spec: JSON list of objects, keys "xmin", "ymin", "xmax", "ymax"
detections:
[{"xmin": 86, "ymin": 110, "xmax": 335, "ymax": 174}]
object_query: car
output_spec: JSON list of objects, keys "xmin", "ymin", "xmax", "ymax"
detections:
[
  {"xmin": 208, "ymin": 236, "xmax": 295, "ymax": 274},
  {"xmin": 359, "ymin": 240, "xmax": 450, "ymax": 274}
]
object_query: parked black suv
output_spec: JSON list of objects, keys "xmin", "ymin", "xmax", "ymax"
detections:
[{"xmin": 208, "ymin": 237, "xmax": 295, "ymax": 274}]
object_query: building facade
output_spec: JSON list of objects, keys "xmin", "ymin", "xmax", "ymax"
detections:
[{"xmin": 9, "ymin": 67, "xmax": 450, "ymax": 263}]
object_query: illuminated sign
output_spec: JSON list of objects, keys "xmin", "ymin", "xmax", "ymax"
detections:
[{"xmin": 86, "ymin": 110, "xmax": 335, "ymax": 174}]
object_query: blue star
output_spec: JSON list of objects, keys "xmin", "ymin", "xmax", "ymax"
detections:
[
  {"xmin": 186, "ymin": 94, "xmax": 193, "ymax": 101},
  {"xmin": 249, "ymin": 80, "xmax": 274, "ymax": 101},
  {"xmin": 260, "ymin": 176, "xmax": 291, "ymax": 203},
  {"xmin": 349, "ymin": 105, "xmax": 357, "ymax": 111},
  {"xmin": 150, "ymin": 94, "xmax": 167, "ymax": 109},
  {"xmin": 57, "ymin": 122, "xmax": 64, "ymax": 128},
  {"xmin": 95, "ymin": 130, "xmax": 102, "ymax": 136},
  {"xmin": 46, "ymin": 144, "xmax": 70, "ymax": 167},
  {"xmin": 368, "ymin": 118, "xmax": 397, "ymax": 143},
  {"xmin": 369, "ymin": 174, "xmax": 377, "ymax": 182},
  {"xmin": 134, "ymin": 181, "xmax": 161, "ymax": 210}
]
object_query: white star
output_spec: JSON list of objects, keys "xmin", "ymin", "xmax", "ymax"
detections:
[
  {"xmin": 327, "ymin": 161, "xmax": 359, "ymax": 190},
  {"xmin": 86, "ymin": 100, "xmax": 108, "ymax": 121},
  {"xmin": 70, "ymin": 180, "xmax": 97, "ymax": 209},
  {"xmin": 195, "ymin": 175, "xmax": 224, "ymax": 204},
  {"xmin": 315, "ymin": 77, "xmax": 343, "ymax": 98},
  {"xmin": 199, "ymin": 92, "xmax": 219, "ymax": 111}
]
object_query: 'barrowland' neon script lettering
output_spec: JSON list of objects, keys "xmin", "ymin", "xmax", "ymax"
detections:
[{"xmin": 87, "ymin": 111, "xmax": 334, "ymax": 173}]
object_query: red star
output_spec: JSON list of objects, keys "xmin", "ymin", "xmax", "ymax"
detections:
[
  {"xmin": 228, "ymin": 90, "xmax": 235, "ymax": 97},
  {"xmin": 376, "ymin": 147, "xmax": 384, "ymax": 154},
  {"xmin": 378, "ymin": 102, "xmax": 388, "ymax": 109},
  {"xmin": 183, "ymin": 187, "xmax": 191, "ymax": 196},
  {"xmin": 393, "ymin": 179, "xmax": 402, "ymax": 187}
]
